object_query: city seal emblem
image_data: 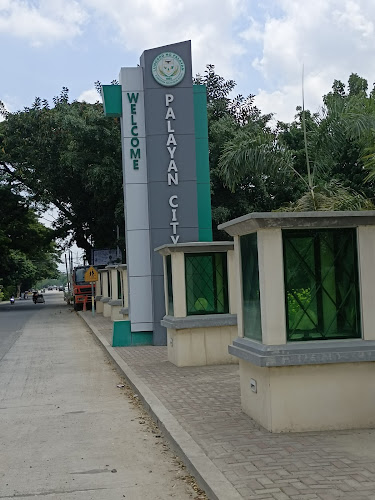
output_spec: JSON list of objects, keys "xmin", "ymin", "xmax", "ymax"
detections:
[{"xmin": 152, "ymin": 52, "xmax": 185, "ymax": 87}]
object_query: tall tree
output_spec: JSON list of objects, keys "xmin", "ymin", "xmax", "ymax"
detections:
[
  {"xmin": 275, "ymin": 73, "xmax": 375, "ymax": 210},
  {"xmin": 0, "ymin": 89, "xmax": 124, "ymax": 261},
  {"xmin": 0, "ymin": 185, "xmax": 59, "ymax": 296},
  {"xmin": 194, "ymin": 65, "xmax": 298, "ymax": 238}
]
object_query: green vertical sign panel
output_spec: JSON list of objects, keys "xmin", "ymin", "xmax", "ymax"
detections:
[
  {"xmin": 101, "ymin": 85, "xmax": 122, "ymax": 117},
  {"xmin": 193, "ymin": 85, "xmax": 213, "ymax": 242}
]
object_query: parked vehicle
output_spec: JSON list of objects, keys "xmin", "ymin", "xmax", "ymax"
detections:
[
  {"xmin": 33, "ymin": 294, "xmax": 45, "ymax": 304},
  {"xmin": 71, "ymin": 266, "xmax": 96, "ymax": 311}
]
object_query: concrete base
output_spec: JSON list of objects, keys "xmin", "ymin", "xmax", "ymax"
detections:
[
  {"xmin": 167, "ymin": 326, "xmax": 238, "ymax": 367},
  {"xmin": 239, "ymin": 359, "xmax": 375, "ymax": 432},
  {"xmin": 112, "ymin": 321, "xmax": 153, "ymax": 347},
  {"xmin": 95, "ymin": 300, "xmax": 104, "ymax": 314},
  {"xmin": 103, "ymin": 302, "xmax": 111, "ymax": 318},
  {"xmin": 110, "ymin": 306, "xmax": 123, "ymax": 321}
]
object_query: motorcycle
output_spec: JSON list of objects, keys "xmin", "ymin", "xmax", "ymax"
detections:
[{"xmin": 10, "ymin": 296, "xmax": 15, "ymax": 305}]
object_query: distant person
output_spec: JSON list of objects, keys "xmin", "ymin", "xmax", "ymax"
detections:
[{"xmin": 32, "ymin": 291, "xmax": 38, "ymax": 304}]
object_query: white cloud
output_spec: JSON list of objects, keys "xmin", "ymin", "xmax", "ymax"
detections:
[
  {"xmin": 0, "ymin": 0, "xmax": 251, "ymax": 86},
  {"xmin": 243, "ymin": 0, "xmax": 375, "ymax": 122},
  {"xmin": 0, "ymin": 0, "xmax": 87, "ymax": 45},
  {"xmin": 82, "ymin": 0, "xmax": 248, "ymax": 79},
  {"xmin": 78, "ymin": 88, "xmax": 101, "ymax": 103},
  {"xmin": 3, "ymin": 0, "xmax": 375, "ymax": 126}
]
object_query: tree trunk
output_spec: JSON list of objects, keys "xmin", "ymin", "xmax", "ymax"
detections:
[{"xmin": 74, "ymin": 232, "xmax": 93, "ymax": 265}]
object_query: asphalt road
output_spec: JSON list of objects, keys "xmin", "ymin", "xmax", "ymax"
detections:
[{"xmin": 0, "ymin": 291, "xmax": 62, "ymax": 362}]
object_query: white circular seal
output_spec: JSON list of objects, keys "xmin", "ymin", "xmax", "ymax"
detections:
[{"xmin": 152, "ymin": 52, "xmax": 185, "ymax": 87}]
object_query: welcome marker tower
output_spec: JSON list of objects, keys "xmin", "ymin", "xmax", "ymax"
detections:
[{"xmin": 102, "ymin": 40, "xmax": 212, "ymax": 345}]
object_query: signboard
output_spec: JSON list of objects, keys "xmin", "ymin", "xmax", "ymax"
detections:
[
  {"xmin": 102, "ymin": 40, "xmax": 212, "ymax": 346},
  {"xmin": 84, "ymin": 266, "xmax": 98, "ymax": 282},
  {"xmin": 91, "ymin": 248, "xmax": 122, "ymax": 266}
]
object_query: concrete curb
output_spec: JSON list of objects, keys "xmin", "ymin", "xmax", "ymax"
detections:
[{"xmin": 78, "ymin": 312, "xmax": 242, "ymax": 500}]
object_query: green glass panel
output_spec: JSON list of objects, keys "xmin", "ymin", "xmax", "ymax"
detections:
[
  {"xmin": 107, "ymin": 272, "xmax": 111, "ymax": 298},
  {"xmin": 117, "ymin": 270, "xmax": 122, "ymax": 300},
  {"xmin": 185, "ymin": 253, "xmax": 229, "ymax": 315},
  {"xmin": 240, "ymin": 233, "xmax": 262, "ymax": 341},
  {"xmin": 166, "ymin": 255, "xmax": 174, "ymax": 316},
  {"xmin": 283, "ymin": 228, "xmax": 361, "ymax": 341}
]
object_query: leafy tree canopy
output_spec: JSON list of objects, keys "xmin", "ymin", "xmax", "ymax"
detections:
[
  {"xmin": 0, "ymin": 184, "xmax": 59, "ymax": 296},
  {"xmin": 213, "ymin": 72, "xmax": 375, "ymax": 213},
  {"xmin": 0, "ymin": 89, "xmax": 124, "ymax": 261},
  {"xmin": 195, "ymin": 65, "xmax": 302, "ymax": 238},
  {"xmin": 275, "ymin": 73, "xmax": 375, "ymax": 210}
]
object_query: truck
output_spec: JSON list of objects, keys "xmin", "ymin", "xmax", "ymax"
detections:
[{"xmin": 70, "ymin": 265, "xmax": 96, "ymax": 311}]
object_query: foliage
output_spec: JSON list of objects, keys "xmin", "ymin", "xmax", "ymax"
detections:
[
  {"xmin": 0, "ymin": 89, "xmax": 124, "ymax": 261},
  {"xmin": 0, "ymin": 184, "xmax": 59, "ymax": 294},
  {"xmin": 287, "ymin": 288, "xmax": 317, "ymax": 331},
  {"xmin": 218, "ymin": 127, "xmax": 294, "ymax": 192},
  {"xmin": 194, "ymin": 65, "xmax": 299, "ymax": 238},
  {"xmin": 274, "ymin": 73, "xmax": 375, "ymax": 210},
  {"xmin": 35, "ymin": 272, "xmax": 67, "ymax": 290}
]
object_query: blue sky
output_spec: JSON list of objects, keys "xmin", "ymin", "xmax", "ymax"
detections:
[{"xmin": 2, "ymin": 0, "xmax": 375, "ymax": 125}]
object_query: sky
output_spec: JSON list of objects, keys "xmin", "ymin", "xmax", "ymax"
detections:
[
  {"xmin": 2, "ymin": 0, "xmax": 375, "ymax": 123},
  {"xmin": 2, "ymin": 0, "xmax": 375, "ymax": 269}
]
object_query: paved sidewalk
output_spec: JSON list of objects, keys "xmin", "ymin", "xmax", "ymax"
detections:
[{"xmin": 79, "ymin": 311, "xmax": 375, "ymax": 500}]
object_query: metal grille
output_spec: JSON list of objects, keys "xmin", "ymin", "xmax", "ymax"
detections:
[
  {"xmin": 283, "ymin": 228, "xmax": 361, "ymax": 341},
  {"xmin": 185, "ymin": 253, "xmax": 229, "ymax": 315}
]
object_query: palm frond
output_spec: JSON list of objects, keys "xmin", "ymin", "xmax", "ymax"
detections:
[
  {"xmin": 218, "ymin": 131, "xmax": 294, "ymax": 192},
  {"xmin": 278, "ymin": 179, "xmax": 374, "ymax": 212}
]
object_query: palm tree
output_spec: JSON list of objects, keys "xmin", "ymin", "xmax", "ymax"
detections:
[{"xmin": 219, "ymin": 74, "xmax": 375, "ymax": 212}]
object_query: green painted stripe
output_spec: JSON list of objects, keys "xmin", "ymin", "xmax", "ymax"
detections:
[
  {"xmin": 195, "ymin": 138, "xmax": 210, "ymax": 183},
  {"xmin": 112, "ymin": 320, "xmax": 131, "ymax": 346},
  {"xmin": 199, "ymin": 228, "xmax": 214, "ymax": 242},
  {"xmin": 193, "ymin": 85, "xmax": 213, "ymax": 242},
  {"xmin": 193, "ymin": 85, "xmax": 209, "ymax": 138},
  {"xmin": 131, "ymin": 332, "xmax": 153, "ymax": 346},
  {"xmin": 101, "ymin": 85, "xmax": 122, "ymax": 117},
  {"xmin": 197, "ymin": 182, "xmax": 213, "ymax": 228}
]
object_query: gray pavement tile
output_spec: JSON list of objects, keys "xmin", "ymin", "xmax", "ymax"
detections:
[{"xmin": 79, "ymin": 311, "xmax": 375, "ymax": 500}]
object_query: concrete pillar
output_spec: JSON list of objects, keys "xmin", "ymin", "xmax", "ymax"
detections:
[
  {"xmin": 358, "ymin": 226, "xmax": 375, "ymax": 340},
  {"xmin": 227, "ymin": 249, "xmax": 237, "ymax": 315},
  {"xmin": 171, "ymin": 252, "xmax": 186, "ymax": 317},
  {"xmin": 257, "ymin": 228, "xmax": 286, "ymax": 345},
  {"xmin": 109, "ymin": 267, "xmax": 118, "ymax": 301}
]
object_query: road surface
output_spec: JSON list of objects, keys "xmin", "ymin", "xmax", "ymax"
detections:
[{"xmin": 0, "ymin": 292, "xmax": 199, "ymax": 499}]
